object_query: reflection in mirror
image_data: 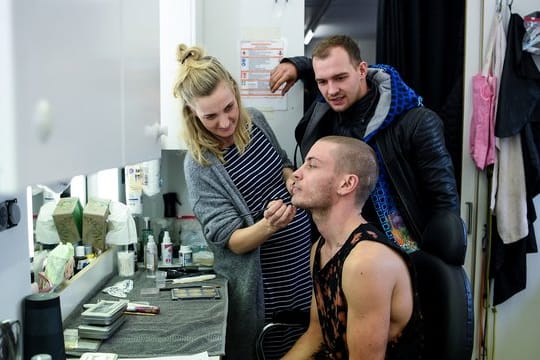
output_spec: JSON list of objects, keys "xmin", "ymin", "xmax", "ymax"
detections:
[
  {"xmin": 28, "ymin": 176, "xmax": 87, "ymax": 254},
  {"xmin": 27, "ymin": 168, "xmax": 121, "ymax": 292}
]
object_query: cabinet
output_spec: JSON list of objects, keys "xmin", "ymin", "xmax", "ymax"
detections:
[
  {"xmin": 121, "ymin": 0, "xmax": 162, "ymax": 166},
  {"xmin": 0, "ymin": 0, "xmax": 161, "ymax": 195}
]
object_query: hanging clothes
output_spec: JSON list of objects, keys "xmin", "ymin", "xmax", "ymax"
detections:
[
  {"xmin": 490, "ymin": 12, "xmax": 540, "ymax": 305},
  {"xmin": 483, "ymin": 7, "xmax": 528, "ymax": 245}
]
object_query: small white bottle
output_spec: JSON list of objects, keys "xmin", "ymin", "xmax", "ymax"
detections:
[
  {"xmin": 161, "ymin": 231, "xmax": 173, "ymax": 265},
  {"xmin": 179, "ymin": 245, "xmax": 193, "ymax": 267},
  {"xmin": 145, "ymin": 235, "xmax": 158, "ymax": 278}
]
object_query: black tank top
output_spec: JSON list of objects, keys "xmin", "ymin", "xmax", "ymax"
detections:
[{"xmin": 312, "ymin": 223, "xmax": 423, "ymax": 359}]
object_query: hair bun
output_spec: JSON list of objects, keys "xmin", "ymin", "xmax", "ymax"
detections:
[{"xmin": 177, "ymin": 44, "xmax": 204, "ymax": 65}]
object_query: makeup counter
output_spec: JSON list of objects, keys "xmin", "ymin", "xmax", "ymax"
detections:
[{"xmin": 62, "ymin": 268, "xmax": 227, "ymax": 359}]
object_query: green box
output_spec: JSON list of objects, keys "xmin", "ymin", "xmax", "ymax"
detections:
[
  {"xmin": 83, "ymin": 198, "xmax": 111, "ymax": 252},
  {"xmin": 52, "ymin": 197, "xmax": 83, "ymax": 244}
]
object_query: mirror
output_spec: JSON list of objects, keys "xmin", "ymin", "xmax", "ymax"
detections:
[{"xmin": 28, "ymin": 168, "xmax": 122, "ymax": 291}]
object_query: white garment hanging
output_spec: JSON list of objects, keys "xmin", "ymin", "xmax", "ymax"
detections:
[
  {"xmin": 494, "ymin": 137, "xmax": 528, "ymax": 243},
  {"xmin": 489, "ymin": 6, "xmax": 529, "ymax": 243}
]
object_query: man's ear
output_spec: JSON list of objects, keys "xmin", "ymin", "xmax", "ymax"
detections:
[
  {"xmin": 356, "ymin": 61, "xmax": 368, "ymax": 77},
  {"xmin": 337, "ymin": 174, "xmax": 359, "ymax": 196}
]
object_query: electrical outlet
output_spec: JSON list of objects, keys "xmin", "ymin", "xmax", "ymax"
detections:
[
  {"xmin": 0, "ymin": 198, "xmax": 20, "ymax": 232},
  {"xmin": 0, "ymin": 202, "xmax": 7, "ymax": 230}
]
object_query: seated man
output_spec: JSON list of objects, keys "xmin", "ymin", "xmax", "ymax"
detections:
[{"xmin": 285, "ymin": 136, "xmax": 422, "ymax": 359}]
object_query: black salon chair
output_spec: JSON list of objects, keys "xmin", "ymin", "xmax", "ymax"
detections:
[
  {"xmin": 255, "ymin": 308, "xmax": 310, "ymax": 360},
  {"xmin": 413, "ymin": 210, "xmax": 474, "ymax": 360}
]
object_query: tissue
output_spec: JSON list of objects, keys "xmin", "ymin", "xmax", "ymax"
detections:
[
  {"xmin": 105, "ymin": 201, "xmax": 138, "ymax": 246},
  {"xmin": 35, "ymin": 201, "xmax": 61, "ymax": 245}
]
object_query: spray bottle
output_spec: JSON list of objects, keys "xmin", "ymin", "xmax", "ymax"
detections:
[
  {"xmin": 156, "ymin": 218, "xmax": 169, "ymax": 260},
  {"xmin": 145, "ymin": 235, "xmax": 158, "ymax": 278},
  {"xmin": 139, "ymin": 217, "xmax": 153, "ymax": 263},
  {"xmin": 161, "ymin": 231, "xmax": 173, "ymax": 265}
]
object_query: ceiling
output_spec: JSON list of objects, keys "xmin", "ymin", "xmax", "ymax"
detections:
[{"xmin": 304, "ymin": 0, "xmax": 378, "ymax": 45}]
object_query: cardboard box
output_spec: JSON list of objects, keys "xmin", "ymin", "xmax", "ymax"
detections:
[
  {"xmin": 83, "ymin": 198, "xmax": 111, "ymax": 252},
  {"xmin": 52, "ymin": 197, "xmax": 83, "ymax": 244}
]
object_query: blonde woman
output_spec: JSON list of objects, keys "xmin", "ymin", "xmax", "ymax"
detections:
[{"xmin": 173, "ymin": 44, "xmax": 312, "ymax": 359}]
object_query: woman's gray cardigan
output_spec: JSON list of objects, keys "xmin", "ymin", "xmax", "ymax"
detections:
[{"xmin": 183, "ymin": 108, "xmax": 293, "ymax": 359}]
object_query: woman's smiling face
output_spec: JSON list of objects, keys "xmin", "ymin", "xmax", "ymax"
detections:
[{"xmin": 191, "ymin": 80, "xmax": 239, "ymax": 148}]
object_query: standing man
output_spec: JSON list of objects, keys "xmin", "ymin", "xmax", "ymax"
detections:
[
  {"xmin": 270, "ymin": 35, "xmax": 459, "ymax": 252},
  {"xmin": 284, "ymin": 136, "xmax": 422, "ymax": 359}
]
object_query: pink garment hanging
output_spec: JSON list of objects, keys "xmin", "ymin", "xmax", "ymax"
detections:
[
  {"xmin": 469, "ymin": 74, "xmax": 497, "ymax": 170},
  {"xmin": 469, "ymin": 11, "xmax": 502, "ymax": 171}
]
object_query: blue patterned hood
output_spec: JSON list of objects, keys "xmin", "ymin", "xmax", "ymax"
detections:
[{"xmin": 363, "ymin": 64, "xmax": 423, "ymax": 142}]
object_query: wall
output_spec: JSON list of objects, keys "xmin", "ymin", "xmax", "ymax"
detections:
[
  {"xmin": 306, "ymin": 37, "xmax": 376, "ymax": 65},
  {"xmin": 357, "ymin": 38, "xmax": 377, "ymax": 65}
]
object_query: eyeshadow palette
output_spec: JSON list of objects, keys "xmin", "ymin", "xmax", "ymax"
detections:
[
  {"xmin": 81, "ymin": 300, "xmax": 127, "ymax": 325},
  {"xmin": 170, "ymin": 286, "xmax": 220, "ymax": 300}
]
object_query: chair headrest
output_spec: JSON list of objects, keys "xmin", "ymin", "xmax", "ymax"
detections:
[{"xmin": 421, "ymin": 210, "xmax": 467, "ymax": 266}]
